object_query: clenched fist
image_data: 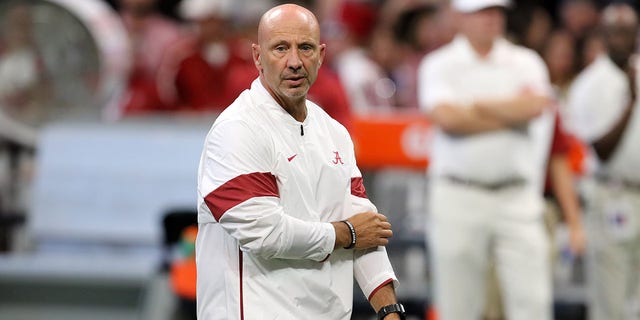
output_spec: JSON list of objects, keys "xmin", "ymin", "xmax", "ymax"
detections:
[{"xmin": 332, "ymin": 212, "xmax": 393, "ymax": 250}]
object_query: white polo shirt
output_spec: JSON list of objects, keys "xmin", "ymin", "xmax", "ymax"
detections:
[
  {"xmin": 418, "ymin": 35, "xmax": 554, "ymax": 188},
  {"xmin": 566, "ymin": 55, "xmax": 640, "ymax": 181}
]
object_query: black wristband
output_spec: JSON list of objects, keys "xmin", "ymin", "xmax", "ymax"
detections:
[
  {"xmin": 341, "ymin": 220, "xmax": 356, "ymax": 249},
  {"xmin": 377, "ymin": 303, "xmax": 406, "ymax": 320}
]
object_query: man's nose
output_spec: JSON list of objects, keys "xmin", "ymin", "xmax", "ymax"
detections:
[{"xmin": 287, "ymin": 48, "xmax": 303, "ymax": 70}]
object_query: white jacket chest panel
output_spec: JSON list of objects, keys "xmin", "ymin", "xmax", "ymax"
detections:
[{"xmin": 270, "ymin": 119, "xmax": 352, "ymax": 223}]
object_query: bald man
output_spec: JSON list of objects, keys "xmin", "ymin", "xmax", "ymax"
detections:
[
  {"xmin": 566, "ymin": 4, "xmax": 640, "ymax": 320},
  {"xmin": 195, "ymin": 4, "xmax": 404, "ymax": 320}
]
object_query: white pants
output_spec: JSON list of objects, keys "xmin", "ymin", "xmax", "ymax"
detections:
[
  {"xmin": 584, "ymin": 180, "xmax": 640, "ymax": 320},
  {"xmin": 428, "ymin": 179, "xmax": 551, "ymax": 320}
]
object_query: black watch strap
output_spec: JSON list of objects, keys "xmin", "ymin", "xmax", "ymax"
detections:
[{"xmin": 377, "ymin": 303, "xmax": 406, "ymax": 320}]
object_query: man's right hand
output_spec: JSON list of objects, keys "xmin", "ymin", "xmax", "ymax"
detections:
[{"xmin": 332, "ymin": 212, "xmax": 393, "ymax": 250}]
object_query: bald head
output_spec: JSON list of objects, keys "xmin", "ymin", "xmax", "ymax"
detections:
[
  {"xmin": 251, "ymin": 4, "xmax": 326, "ymax": 118},
  {"xmin": 257, "ymin": 4, "xmax": 320, "ymax": 45}
]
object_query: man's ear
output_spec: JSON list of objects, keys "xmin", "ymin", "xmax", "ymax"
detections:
[
  {"xmin": 252, "ymin": 43, "xmax": 262, "ymax": 73},
  {"xmin": 318, "ymin": 43, "xmax": 326, "ymax": 66}
]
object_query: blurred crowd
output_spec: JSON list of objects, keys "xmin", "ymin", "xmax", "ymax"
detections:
[
  {"xmin": 0, "ymin": 0, "xmax": 631, "ymax": 126},
  {"xmin": 105, "ymin": 0, "xmax": 453, "ymax": 123},
  {"xmin": 104, "ymin": 0, "xmax": 620, "ymax": 124},
  {"xmin": 98, "ymin": 0, "xmax": 631, "ymax": 133},
  {"xmin": 1, "ymin": 0, "xmax": 640, "ymax": 319}
]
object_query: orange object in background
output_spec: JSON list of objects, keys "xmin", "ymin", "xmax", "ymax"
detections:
[
  {"xmin": 351, "ymin": 113, "xmax": 431, "ymax": 171},
  {"xmin": 170, "ymin": 225, "xmax": 198, "ymax": 300},
  {"xmin": 170, "ymin": 259, "xmax": 197, "ymax": 299},
  {"xmin": 426, "ymin": 306, "xmax": 438, "ymax": 320},
  {"xmin": 351, "ymin": 114, "xmax": 588, "ymax": 176},
  {"xmin": 566, "ymin": 133, "xmax": 587, "ymax": 176}
]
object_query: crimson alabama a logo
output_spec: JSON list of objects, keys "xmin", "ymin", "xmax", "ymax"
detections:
[{"xmin": 332, "ymin": 151, "xmax": 344, "ymax": 165}]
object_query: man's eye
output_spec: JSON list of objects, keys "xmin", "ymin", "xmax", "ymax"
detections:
[
  {"xmin": 275, "ymin": 46, "xmax": 287, "ymax": 52},
  {"xmin": 300, "ymin": 45, "xmax": 312, "ymax": 51}
]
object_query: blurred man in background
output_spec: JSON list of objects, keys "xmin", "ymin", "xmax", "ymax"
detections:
[
  {"xmin": 418, "ymin": 0, "xmax": 558, "ymax": 318},
  {"xmin": 566, "ymin": 3, "xmax": 640, "ymax": 319}
]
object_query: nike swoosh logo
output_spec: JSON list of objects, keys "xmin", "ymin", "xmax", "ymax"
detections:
[{"xmin": 287, "ymin": 154, "xmax": 297, "ymax": 162}]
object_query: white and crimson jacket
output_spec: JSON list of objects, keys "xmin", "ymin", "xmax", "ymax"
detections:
[{"xmin": 196, "ymin": 79, "xmax": 398, "ymax": 320}]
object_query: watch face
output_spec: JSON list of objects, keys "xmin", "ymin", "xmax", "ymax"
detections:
[{"xmin": 0, "ymin": 0, "xmax": 128, "ymax": 128}]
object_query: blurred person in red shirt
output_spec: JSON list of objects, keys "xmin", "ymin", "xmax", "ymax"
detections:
[
  {"xmin": 156, "ymin": 0, "xmax": 256, "ymax": 113},
  {"xmin": 117, "ymin": 0, "xmax": 182, "ymax": 115}
]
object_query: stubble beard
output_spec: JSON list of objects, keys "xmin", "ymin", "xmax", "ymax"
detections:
[{"xmin": 282, "ymin": 82, "xmax": 310, "ymax": 99}]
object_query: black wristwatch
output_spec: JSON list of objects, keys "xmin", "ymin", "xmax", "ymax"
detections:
[{"xmin": 377, "ymin": 303, "xmax": 406, "ymax": 320}]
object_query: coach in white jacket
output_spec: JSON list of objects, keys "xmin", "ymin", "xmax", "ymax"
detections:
[{"xmin": 196, "ymin": 4, "xmax": 403, "ymax": 320}]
